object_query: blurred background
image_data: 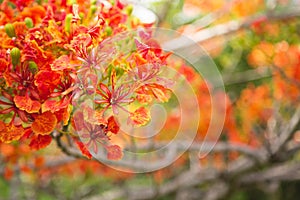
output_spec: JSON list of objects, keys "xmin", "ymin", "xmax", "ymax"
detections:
[{"xmin": 1, "ymin": 0, "xmax": 300, "ymax": 199}]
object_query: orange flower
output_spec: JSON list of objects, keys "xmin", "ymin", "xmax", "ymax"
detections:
[
  {"xmin": 129, "ymin": 107, "xmax": 150, "ymax": 126},
  {"xmin": 31, "ymin": 112, "xmax": 57, "ymax": 135},
  {"xmin": 233, "ymin": 0, "xmax": 264, "ymax": 17},
  {"xmin": 0, "ymin": 122, "xmax": 25, "ymax": 143},
  {"xmin": 0, "ymin": 0, "xmax": 172, "ymax": 158},
  {"xmin": 14, "ymin": 95, "xmax": 41, "ymax": 113},
  {"xmin": 107, "ymin": 116, "xmax": 120, "ymax": 134},
  {"xmin": 0, "ymin": 1, "xmax": 14, "ymax": 23},
  {"xmin": 106, "ymin": 145, "xmax": 123, "ymax": 160},
  {"xmin": 75, "ymin": 139, "xmax": 92, "ymax": 159},
  {"xmin": 136, "ymin": 83, "xmax": 171, "ymax": 103},
  {"xmin": 0, "ymin": 58, "xmax": 8, "ymax": 73},
  {"xmin": 34, "ymin": 70, "xmax": 61, "ymax": 98},
  {"xmin": 29, "ymin": 135, "xmax": 52, "ymax": 150},
  {"xmin": 20, "ymin": 5, "xmax": 46, "ymax": 24},
  {"xmin": 95, "ymin": 81, "xmax": 134, "ymax": 115},
  {"xmin": 13, "ymin": 22, "xmax": 28, "ymax": 37},
  {"xmin": 3, "ymin": 167, "xmax": 14, "ymax": 180},
  {"xmin": 248, "ymin": 42, "xmax": 274, "ymax": 67}
]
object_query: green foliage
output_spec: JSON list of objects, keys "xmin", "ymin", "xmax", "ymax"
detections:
[{"xmin": 0, "ymin": 178, "xmax": 9, "ymax": 199}]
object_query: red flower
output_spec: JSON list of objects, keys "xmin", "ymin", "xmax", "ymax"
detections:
[
  {"xmin": 69, "ymin": 33, "xmax": 92, "ymax": 60},
  {"xmin": 14, "ymin": 94, "xmax": 41, "ymax": 113},
  {"xmin": 136, "ymin": 83, "xmax": 170, "ymax": 103},
  {"xmin": 0, "ymin": 0, "xmax": 171, "ymax": 160},
  {"xmin": 100, "ymin": 1, "xmax": 127, "ymax": 27},
  {"xmin": 75, "ymin": 139, "xmax": 92, "ymax": 159},
  {"xmin": 134, "ymin": 32, "xmax": 171, "ymax": 64},
  {"xmin": 29, "ymin": 135, "xmax": 52, "ymax": 150},
  {"xmin": 31, "ymin": 111, "xmax": 57, "ymax": 135},
  {"xmin": 0, "ymin": 91, "xmax": 30, "ymax": 123},
  {"xmin": 107, "ymin": 116, "xmax": 119, "ymax": 134},
  {"xmin": 34, "ymin": 70, "xmax": 61, "ymax": 99},
  {"xmin": 73, "ymin": 107, "xmax": 120, "ymax": 155},
  {"xmin": 81, "ymin": 123, "xmax": 109, "ymax": 154},
  {"xmin": 4, "ymin": 62, "xmax": 38, "ymax": 98},
  {"xmin": 128, "ymin": 107, "xmax": 150, "ymax": 126},
  {"xmin": 106, "ymin": 144, "xmax": 123, "ymax": 160},
  {"xmin": 0, "ymin": 121, "xmax": 25, "ymax": 143},
  {"xmin": 95, "ymin": 72, "xmax": 134, "ymax": 114}
]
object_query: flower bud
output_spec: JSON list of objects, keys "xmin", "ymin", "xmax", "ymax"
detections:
[
  {"xmin": 28, "ymin": 61, "xmax": 38, "ymax": 74},
  {"xmin": 105, "ymin": 26, "xmax": 113, "ymax": 36},
  {"xmin": 5, "ymin": 23, "xmax": 16, "ymax": 38},
  {"xmin": 10, "ymin": 47, "xmax": 21, "ymax": 67},
  {"xmin": 65, "ymin": 14, "xmax": 73, "ymax": 33},
  {"xmin": 90, "ymin": 5, "xmax": 97, "ymax": 15},
  {"xmin": 79, "ymin": 12, "xmax": 84, "ymax": 22},
  {"xmin": 24, "ymin": 17, "xmax": 34, "ymax": 28},
  {"xmin": 126, "ymin": 5, "xmax": 133, "ymax": 16},
  {"xmin": 90, "ymin": 0, "xmax": 97, "ymax": 5}
]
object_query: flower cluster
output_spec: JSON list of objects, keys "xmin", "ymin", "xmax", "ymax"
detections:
[
  {"xmin": 0, "ymin": 0, "xmax": 171, "ymax": 160},
  {"xmin": 248, "ymin": 40, "xmax": 300, "ymax": 103}
]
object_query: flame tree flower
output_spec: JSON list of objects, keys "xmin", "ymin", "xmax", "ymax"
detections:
[{"xmin": 0, "ymin": 0, "xmax": 172, "ymax": 160}]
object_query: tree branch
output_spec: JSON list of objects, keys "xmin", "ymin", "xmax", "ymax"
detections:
[
  {"xmin": 240, "ymin": 161, "xmax": 300, "ymax": 183},
  {"xmin": 271, "ymin": 106, "xmax": 300, "ymax": 154},
  {"xmin": 162, "ymin": 7, "xmax": 300, "ymax": 51}
]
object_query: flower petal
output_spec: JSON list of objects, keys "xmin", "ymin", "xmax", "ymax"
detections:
[
  {"xmin": 29, "ymin": 135, "xmax": 52, "ymax": 150},
  {"xmin": 106, "ymin": 145, "xmax": 123, "ymax": 160},
  {"xmin": 0, "ymin": 123, "xmax": 25, "ymax": 143},
  {"xmin": 75, "ymin": 139, "xmax": 92, "ymax": 159},
  {"xmin": 51, "ymin": 55, "xmax": 73, "ymax": 71},
  {"xmin": 129, "ymin": 107, "xmax": 150, "ymax": 126},
  {"xmin": 14, "ymin": 95, "xmax": 41, "ymax": 113},
  {"xmin": 107, "ymin": 116, "xmax": 119, "ymax": 134},
  {"xmin": 31, "ymin": 112, "xmax": 57, "ymax": 135}
]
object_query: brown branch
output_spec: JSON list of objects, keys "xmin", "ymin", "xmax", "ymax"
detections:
[
  {"xmin": 127, "ymin": 141, "xmax": 261, "ymax": 160},
  {"xmin": 240, "ymin": 161, "xmax": 300, "ymax": 183},
  {"xmin": 52, "ymin": 132, "xmax": 263, "ymax": 171},
  {"xmin": 271, "ymin": 106, "xmax": 300, "ymax": 154},
  {"xmin": 54, "ymin": 132, "xmax": 86, "ymax": 159},
  {"xmin": 45, "ymin": 103, "xmax": 300, "ymax": 200},
  {"xmin": 202, "ymin": 181, "xmax": 229, "ymax": 200},
  {"xmin": 84, "ymin": 140, "xmax": 300, "ymax": 200}
]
